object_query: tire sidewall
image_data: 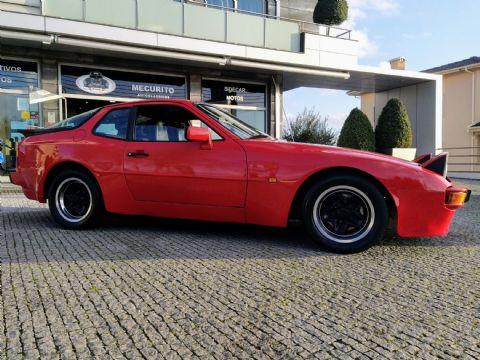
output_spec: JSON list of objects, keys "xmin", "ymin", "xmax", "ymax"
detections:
[
  {"xmin": 48, "ymin": 170, "xmax": 101, "ymax": 229},
  {"xmin": 303, "ymin": 174, "xmax": 388, "ymax": 253}
]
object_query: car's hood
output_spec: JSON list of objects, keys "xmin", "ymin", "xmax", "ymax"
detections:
[{"xmin": 246, "ymin": 138, "xmax": 420, "ymax": 169}]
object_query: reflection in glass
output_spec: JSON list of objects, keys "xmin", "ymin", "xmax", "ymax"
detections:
[
  {"xmin": 237, "ymin": 0, "xmax": 265, "ymax": 14},
  {"xmin": 206, "ymin": 0, "xmax": 234, "ymax": 8}
]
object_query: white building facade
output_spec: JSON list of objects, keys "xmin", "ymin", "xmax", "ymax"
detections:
[{"xmin": 1, "ymin": 0, "xmax": 441, "ymax": 156}]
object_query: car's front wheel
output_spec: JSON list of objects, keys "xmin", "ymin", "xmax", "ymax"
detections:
[
  {"xmin": 303, "ymin": 174, "xmax": 389, "ymax": 253},
  {"xmin": 48, "ymin": 170, "xmax": 102, "ymax": 229}
]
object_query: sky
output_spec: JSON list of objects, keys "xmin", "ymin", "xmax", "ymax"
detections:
[{"xmin": 284, "ymin": 0, "xmax": 478, "ymax": 131}]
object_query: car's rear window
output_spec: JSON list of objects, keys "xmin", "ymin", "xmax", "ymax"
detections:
[{"xmin": 46, "ymin": 108, "xmax": 100, "ymax": 130}]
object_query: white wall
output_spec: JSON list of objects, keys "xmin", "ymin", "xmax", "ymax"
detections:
[{"xmin": 362, "ymin": 79, "xmax": 442, "ymax": 155}]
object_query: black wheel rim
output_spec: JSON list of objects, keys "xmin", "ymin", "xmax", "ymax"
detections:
[
  {"xmin": 313, "ymin": 186, "xmax": 375, "ymax": 243},
  {"xmin": 55, "ymin": 178, "xmax": 92, "ymax": 223}
]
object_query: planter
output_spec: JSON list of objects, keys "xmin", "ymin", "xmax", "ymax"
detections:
[{"xmin": 379, "ymin": 148, "xmax": 417, "ymax": 161}]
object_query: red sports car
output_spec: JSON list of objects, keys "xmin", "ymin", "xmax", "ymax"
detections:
[{"xmin": 10, "ymin": 100, "xmax": 470, "ymax": 253}]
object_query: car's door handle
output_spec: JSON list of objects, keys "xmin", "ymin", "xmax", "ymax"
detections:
[{"xmin": 127, "ymin": 151, "xmax": 149, "ymax": 157}]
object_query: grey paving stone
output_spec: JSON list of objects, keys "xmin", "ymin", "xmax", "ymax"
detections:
[{"xmin": 1, "ymin": 181, "xmax": 479, "ymax": 358}]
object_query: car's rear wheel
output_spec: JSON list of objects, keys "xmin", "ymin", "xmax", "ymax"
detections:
[
  {"xmin": 48, "ymin": 170, "xmax": 102, "ymax": 229},
  {"xmin": 302, "ymin": 174, "xmax": 388, "ymax": 253}
]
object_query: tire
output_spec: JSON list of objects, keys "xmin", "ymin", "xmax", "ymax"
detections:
[
  {"xmin": 302, "ymin": 174, "xmax": 388, "ymax": 253},
  {"xmin": 48, "ymin": 169, "xmax": 102, "ymax": 229}
]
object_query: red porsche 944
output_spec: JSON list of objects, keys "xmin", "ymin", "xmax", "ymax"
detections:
[{"xmin": 10, "ymin": 100, "xmax": 470, "ymax": 253}]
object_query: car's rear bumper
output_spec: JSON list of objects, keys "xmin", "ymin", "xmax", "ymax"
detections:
[
  {"xmin": 9, "ymin": 170, "xmax": 23, "ymax": 186},
  {"xmin": 9, "ymin": 170, "xmax": 37, "ymax": 200}
]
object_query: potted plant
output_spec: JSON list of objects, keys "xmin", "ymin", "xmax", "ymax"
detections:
[
  {"xmin": 337, "ymin": 108, "xmax": 375, "ymax": 151},
  {"xmin": 375, "ymin": 98, "xmax": 416, "ymax": 160}
]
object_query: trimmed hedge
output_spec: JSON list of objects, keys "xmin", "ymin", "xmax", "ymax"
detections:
[
  {"xmin": 375, "ymin": 98, "xmax": 412, "ymax": 149},
  {"xmin": 337, "ymin": 108, "xmax": 375, "ymax": 151},
  {"xmin": 313, "ymin": 0, "xmax": 348, "ymax": 25}
]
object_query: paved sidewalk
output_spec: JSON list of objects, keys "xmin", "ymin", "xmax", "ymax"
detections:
[{"xmin": 1, "ymin": 180, "xmax": 479, "ymax": 359}]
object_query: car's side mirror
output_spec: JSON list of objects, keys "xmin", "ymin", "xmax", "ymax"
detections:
[{"xmin": 186, "ymin": 125, "xmax": 213, "ymax": 150}]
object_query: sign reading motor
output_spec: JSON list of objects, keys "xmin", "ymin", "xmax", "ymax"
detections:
[
  {"xmin": 202, "ymin": 79, "xmax": 266, "ymax": 107},
  {"xmin": 225, "ymin": 86, "xmax": 246, "ymax": 102}
]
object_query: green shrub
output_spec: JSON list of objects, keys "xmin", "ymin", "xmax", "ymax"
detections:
[
  {"xmin": 283, "ymin": 108, "xmax": 337, "ymax": 145},
  {"xmin": 375, "ymin": 98, "xmax": 412, "ymax": 149},
  {"xmin": 337, "ymin": 108, "xmax": 375, "ymax": 151},
  {"xmin": 313, "ymin": 0, "xmax": 348, "ymax": 25}
]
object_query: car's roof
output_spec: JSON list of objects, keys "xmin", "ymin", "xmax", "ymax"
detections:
[{"xmin": 103, "ymin": 99, "xmax": 194, "ymax": 109}]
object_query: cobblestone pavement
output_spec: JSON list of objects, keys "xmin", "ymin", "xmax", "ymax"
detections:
[{"xmin": 1, "ymin": 179, "xmax": 479, "ymax": 359}]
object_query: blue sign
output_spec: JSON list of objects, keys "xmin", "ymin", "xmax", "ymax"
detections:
[
  {"xmin": 61, "ymin": 65, "xmax": 187, "ymax": 100},
  {"xmin": 0, "ymin": 59, "xmax": 38, "ymax": 91}
]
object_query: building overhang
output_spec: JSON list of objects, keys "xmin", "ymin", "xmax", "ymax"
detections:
[
  {"xmin": 283, "ymin": 65, "xmax": 441, "ymax": 93},
  {"xmin": 0, "ymin": 9, "xmax": 440, "ymax": 94}
]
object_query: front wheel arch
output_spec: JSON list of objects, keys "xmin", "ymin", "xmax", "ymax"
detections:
[{"xmin": 288, "ymin": 167, "xmax": 396, "ymax": 224}]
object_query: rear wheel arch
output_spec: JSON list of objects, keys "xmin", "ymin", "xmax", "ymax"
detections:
[
  {"xmin": 288, "ymin": 167, "xmax": 396, "ymax": 223},
  {"xmin": 44, "ymin": 161, "xmax": 102, "ymax": 201}
]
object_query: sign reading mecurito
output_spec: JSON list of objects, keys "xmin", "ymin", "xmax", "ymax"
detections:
[{"xmin": 61, "ymin": 65, "xmax": 186, "ymax": 100}]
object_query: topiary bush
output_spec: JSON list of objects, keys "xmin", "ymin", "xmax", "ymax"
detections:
[
  {"xmin": 375, "ymin": 98, "xmax": 412, "ymax": 149},
  {"xmin": 313, "ymin": 0, "xmax": 348, "ymax": 25},
  {"xmin": 337, "ymin": 108, "xmax": 375, "ymax": 151},
  {"xmin": 283, "ymin": 108, "xmax": 337, "ymax": 145}
]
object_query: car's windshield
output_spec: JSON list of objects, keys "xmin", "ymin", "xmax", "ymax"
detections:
[
  {"xmin": 46, "ymin": 108, "xmax": 100, "ymax": 130},
  {"xmin": 196, "ymin": 104, "xmax": 269, "ymax": 140}
]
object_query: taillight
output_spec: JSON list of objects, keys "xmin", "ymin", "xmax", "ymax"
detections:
[{"xmin": 445, "ymin": 187, "xmax": 471, "ymax": 209}]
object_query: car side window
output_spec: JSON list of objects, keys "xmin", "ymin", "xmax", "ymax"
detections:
[
  {"xmin": 133, "ymin": 105, "xmax": 222, "ymax": 142},
  {"xmin": 93, "ymin": 108, "xmax": 130, "ymax": 140}
]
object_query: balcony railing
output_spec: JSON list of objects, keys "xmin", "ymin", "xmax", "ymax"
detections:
[
  {"xmin": 437, "ymin": 147, "xmax": 480, "ymax": 173},
  {"xmin": 41, "ymin": 0, "xmax": 353, "ymax": 52}
]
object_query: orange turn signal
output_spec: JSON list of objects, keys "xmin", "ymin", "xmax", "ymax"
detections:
[{"xmin": 445, "ymin": 188, "xmax": 470, "ymax": 209}]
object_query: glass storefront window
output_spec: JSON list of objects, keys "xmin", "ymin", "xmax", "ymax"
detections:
[
  {"xmin": 206, "ymin": 0, "xmax": 234, "ymax": 9},
  {"xmin": 201, "ymin": 79, "xmax": 267, "ymax": 132},
  {"xmin": 61, "ymin": 65, "xmax": 187, "ymax": 100},
  {"xmin": 230, "ymin": 109, "xmax": 266, "ymax": 131},
  {"xmin": 202, "ymin": 79, "xmax": 266, "ymax": 108},
  {"xmin": 237, "ymin": 0, "xmax": 265, "ymax": 14},
  {"xmin": 0, "ymin": 59, "xmax": 40, "ymax": 169},
  {"xmin": 60, "ymin": 65, "xmax": 187, "ymax": 119}
]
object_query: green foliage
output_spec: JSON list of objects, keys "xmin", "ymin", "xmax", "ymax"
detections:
[
  {"xmin": 313, "ymin": 0, "xmax": 349, "ymax": 25},
  {"xmin": 337, "ymin": 108, "xmax": 375, "ymax": 151},
  {"xmin": 283, "ymin": 108, "xmax": 337, "ymax": 145},
  {"xmin": 375, "ymin": 98, "xmax": 412, "ymax": 149}
]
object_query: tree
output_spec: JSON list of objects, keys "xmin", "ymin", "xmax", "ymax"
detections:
[
  {"xmin": 313, "ymin": 0, "xmax": 348, "ymax": 26},
  {"xmin": 337, "ymin": 108, "xmax": 375, "ymax": 151},
  {"xmin": 283, "ymin": 108, "xmax": 337, "ymax": 145},
  {"xmin": 375, "ymin": 98, "xmax": 412, "ymax": 149}
]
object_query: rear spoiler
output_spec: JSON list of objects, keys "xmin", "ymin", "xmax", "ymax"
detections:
[{"xmin": 414, "ymin": 152, "xmax": 448, "ymax": 177}]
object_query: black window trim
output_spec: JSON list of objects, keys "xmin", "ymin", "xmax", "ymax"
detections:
[
  {"xmin": 130, "ymin": 104, "xmax": 224, "ymax": 143},
  {"xmin": 92, "ymin": 107, "xmax": 132, "ymax": 142}
]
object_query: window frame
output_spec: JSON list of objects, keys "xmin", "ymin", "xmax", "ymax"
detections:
[
  {"xmin": 92, "ymin": 107, "xmax": 132, "ymax": 141},
  {"xmin": 130, "ymin": 104, "xmax": 224, "ymax": 143}
]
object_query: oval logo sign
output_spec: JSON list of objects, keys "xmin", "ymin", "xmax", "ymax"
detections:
[{"xmin": 75, "ymin": 71, "xmax": 116, "ymax": 95}]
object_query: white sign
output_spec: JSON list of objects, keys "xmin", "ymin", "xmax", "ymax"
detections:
[{"xmin": 75, "ymin": 72, "xmax": 116, "ymax": 95}]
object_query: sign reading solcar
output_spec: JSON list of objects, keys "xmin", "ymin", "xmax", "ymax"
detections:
[{"xmin": 61, "ymin": 65, "xmax": 186, "ymax": 100}]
